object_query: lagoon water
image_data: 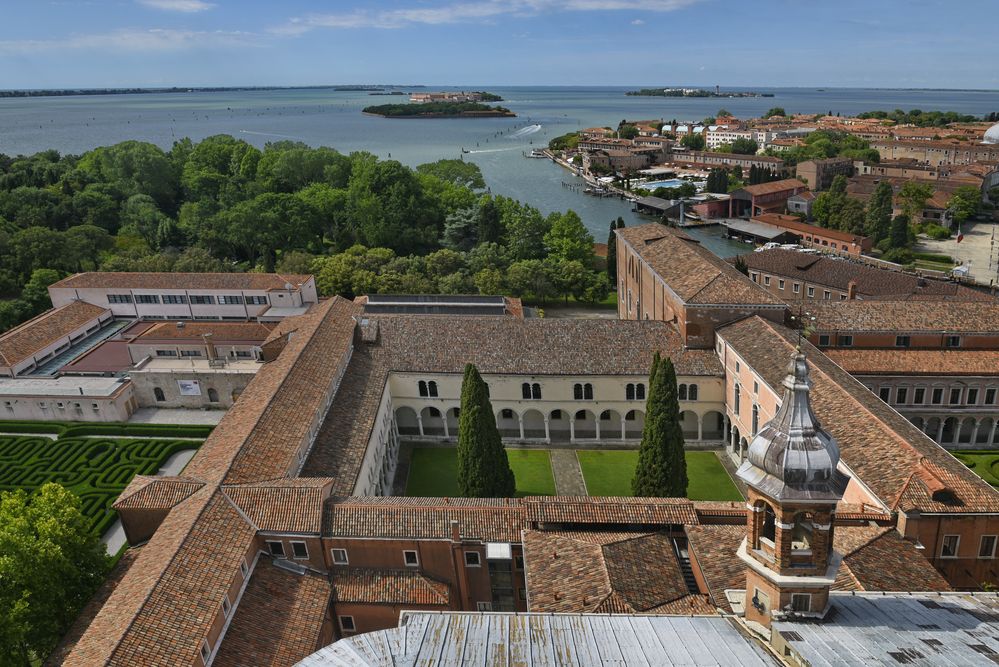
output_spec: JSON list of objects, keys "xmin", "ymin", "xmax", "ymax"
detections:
[{"xmin": 2, "ymin": 85, "xmax": 998, "ymax": 252}]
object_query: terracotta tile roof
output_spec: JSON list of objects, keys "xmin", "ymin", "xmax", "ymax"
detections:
[
  {"xmin": 740, "ymin": 250, "xmax": 991, "ymax": 301},
  {"xmin": 686, "ymin": 524, "xmax": 950, "ymax": 612},
  {"xmin": 523, "ymin": 496, "xmax": 698, "ymax": 526},
  {"xmin": 113, "ymin": 476, "xmax": 205, "ymax": 511},
  {"xmin": 331, "ymin": 569, "xmax": 450, "ymax": 606},
  {"xmin": 718, "ymin": 316, "xmax": 999, "ymax": 514},
  {"xmin": 752, "ymin": 214, "xmax": 869, "ymax": 245},
  {"xmin": 222, "ymin": 478, "xmax": 334, "ymax": 533},
  {"xmin": 213, "ymin": 558, "xmax": 331, "ymax": 667},
  {"xmin": 302, "ymin": 314, "xmax": 722, "ymax": 493},
  {"xmin": 615, "ymin": 224, "xmax": 783, "ymax": 307},
  {"xmin": 323, "ymin": 497, "xmax": 525, "ymax": 542},
  {"xmin": 807, "ymin": 300, "xmax": 999, "ymax": 334},
  {"xmin": 523, "ymin": 530, "xmax": 713, "ymax": 614},
  {"xmin": 49, "ymin": 271, "xmax": 312, "ymax": 291},
  {"xmin": 825, "ymin": 348, "xmax": 999, "ymax": 376},
  {"xmin": 0, "ymin": 300, "xmax": 109, "ymax": 367},
  {"xmin": 182, "ymin": 297, "xmax": 360, "ymax": 487},
  {"xmin": 132, "ymin": 321, "xmax": 275, "ymax": 343},
  {"xmin": 736, "ymin": 179, "xmax": 806, "ymax": 197}
]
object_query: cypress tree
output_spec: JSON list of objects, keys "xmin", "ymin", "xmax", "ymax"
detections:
[
  {"xmin": 865, "ymin": 180, "xmax": 893, "ymax": 242},
  {"xmin": 632, "ymin": 353, "xmax": 688, "ymax": 497},
  {"xmin": 606, "ymin": 218, "xmax": 619, "ymax": 282},
  {"xmin": 457, "ymin": 363, "xmax": 515, "ymax": 497}
]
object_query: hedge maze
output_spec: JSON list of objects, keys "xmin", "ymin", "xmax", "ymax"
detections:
[
  {"xmin": 954, "ymin": 451, "xmax": 999, "ymax": 488},
  {"xmin": 0, "ymin": 435, "xmax": 201, "ymax": 536}
]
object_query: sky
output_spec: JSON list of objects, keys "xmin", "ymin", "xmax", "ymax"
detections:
[{"xmin": 0, "ymin": 0, "xmax": 996, "ymax": 90}]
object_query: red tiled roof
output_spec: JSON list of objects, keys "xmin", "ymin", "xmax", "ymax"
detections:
[
  {"xmin": 825, "ymin": 349, "xmax": 999, "ymax": 376},
  {"xmin": 114, "ymin": 476, "xmax": 205, "ymax": 511},
  {"xmin": 49, "ymin": 272, "xmax": 312, "ymax": 291},
  {"xmin": 0, "ymin": 300, "xmax": 109, "ymax": 367},
  {"xmin": 222, "ymin": 478, "xmax": 334, "ymax": 533},
  {"xmin": 736, "ymin": 179, "xmax": 806, "ymax": 197},
  {"xmin": 524, "ymin": 496, "xmax": 697, "ymax": 526},
  {"xmin": 752, "ymin": 213, "xmax": 868, "ymax": 245},
  {"xmin": 213, "ymin": 558, "xmax": 332, "ymax": 667},
  {"xmin": 807, "ymin": 300, "xmax": 999, "ymax": 334},
  {"xmin": 132, "ymin": 321, "xmax": 275, "ymax": 343},
  {"xmin": 331, "ymin": 569, "xmax": 450, "ymax": 606}
]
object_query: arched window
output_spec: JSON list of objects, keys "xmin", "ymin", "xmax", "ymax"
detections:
[
  {"xmin": 427, "ymin": 407, "xmax": 441, "ymax": 418},
  {"xmin": 584, "ymin": 383, "xmax": 593, "ymax": 400},
  {"xmin": 207, "ymin": 387, "xmax": 219, "ymax": 403},
  {"xmin": 791, "ymin": 513, "xmax": 813, "ymax": 551},
  {"xmin": 522, "ymin": 383, "xmax": 532, "ymax": 399},
  {"xmin": 626, "ymin": 384, "xmax": 635, "ymax": 400},
  {"xmin": 428, "ymin": 381, "xmax": 438, "ymax": 398},
  {"xmin": 153, "ymin": 387, "xmax": 165, "ymax": 402},
  {"xmin": 575, "ymin": 410, "xmax": 587, "ymax": 420},
  {"xmin": 531, "ymin": 383, "xmax": 542, "ymax": 400},
  {"xmin": 678, "ymin": 384, "xmax": 688, "ymax": 400},
  {"xmin": 600, "ymin": 410, "xmax": 611, "ymax": 420},
  {"xmin": 625, "ymin": 410, "xmax": 636, "ymax": 421},
  {"xmin": 636, "ymin": 383, "xmax": 645, "ymax": 400},
  {"xmin": 574, "ymin": 383, "xmax": 583, "ymax": 400},
  {"xmin": 752, "ymin": 404, "xmax": 759, "ymax": 435},
  {"xmin": 688, "ymin": 384, "xmax": 698, "ymax": 401},
  {"xmin": 761, "ymin": 505, "xmax": 776, "ymax": 544},
  {"xmin": 418, "ymin": 381, "xmax": 428, "ymax": 397},
  {"xmin": 734, "ymin": 384, "xmax": 741, "ymax": 414}
]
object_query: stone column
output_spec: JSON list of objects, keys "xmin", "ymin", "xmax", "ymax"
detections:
[
  {"xmin": 697, "ymin": 415, "xmax": 703, "ymax": 442},
  {"xmin": 971, "ymin": 419, "xmax": 981, "ymax": 446},
  {"xmin": 990, "ymin": 421, "xmax": 998, "ymax": 447},
  {"xmin": 595, "ymin": 417, "xmax": 601, "ymax": 441},
  {"xmin": 569, "ymin": 416, "xmax": 576, "ymax": 443},
  {"xmin": 417, "ymin": 415, "xmax": 424, "ymax": 437},
  {"xmin": 621, "ymin": 420, "xmax": 627, "ymax": 441},
  {"xmin": 544, "ymin": 417, "xmax": 550, "ymax": 443},
  {"xmin": 518, "ymin": 416, "xmax": 524, "ymax": 440},
  {"xmin": 936, "ymin": 420, "xmax": 945, "ymax": 443},
  {"xmin": 442, "ymin": 414, "xmax": 449, "ymax": 439}
]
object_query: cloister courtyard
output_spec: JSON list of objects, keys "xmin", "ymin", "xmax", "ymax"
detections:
[{"xmin": 401, "ymin": 444, "xmax": 744, "ymax": 501}]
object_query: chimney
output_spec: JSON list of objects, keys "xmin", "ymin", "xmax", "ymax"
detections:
[
  {"xmin": 847, "ymin": 280, "xmax": 857, "ymax": 300},
  {"xmin": 202, "ymin": 333, "xmax": 216, "ymax": 361},
  {"xmin": 450, "ymin": 520, "xmax": 460, "ymax": 543}
]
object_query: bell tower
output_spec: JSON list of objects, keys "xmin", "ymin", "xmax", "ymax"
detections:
[{"xmin": 735, "ymin": 351, "xmax": 848, "ymax": 628}]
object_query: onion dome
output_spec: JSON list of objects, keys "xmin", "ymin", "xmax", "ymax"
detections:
[{"xmin": 736, "ymin": 352, "xmax": 849, "ymax": 502}]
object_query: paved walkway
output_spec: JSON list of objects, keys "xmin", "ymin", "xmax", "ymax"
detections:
[
  {"xmin": 550, "ymin": 449, "xmax": 587, "ymax": 495},
  {"xmin": 128, "ymin": 408, "xmax": 225, "ymax": 425},
  {"xmin": 716, "ymin": 449, "xmax": 749, "ymax": 497}
]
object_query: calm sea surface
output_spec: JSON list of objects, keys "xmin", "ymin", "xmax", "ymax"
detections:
[{"xmin": 2, "ymin": 85, "xmax": 998, "ymax": 254}]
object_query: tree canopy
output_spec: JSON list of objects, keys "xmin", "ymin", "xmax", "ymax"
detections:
[
  {"xmin": 456, "ymin": 364, "xmax": 515, "ymax": 497},
  {"xmin": 632, "ymin": 353, "xmax": 688, "ymax": 497}
]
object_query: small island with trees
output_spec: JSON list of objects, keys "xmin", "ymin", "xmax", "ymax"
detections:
[
  {"xmin": 626, "ymin": 87, "xmax": 773, "ymax": 98},
  {"xmin": 362, "ymin": 100, "xmax": 515, "ymax": 118}
]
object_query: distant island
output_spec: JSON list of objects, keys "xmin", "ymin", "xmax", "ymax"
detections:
[
  {"xmin": 626, "ymin": 87, "xmax": 774, "ymax": 98},
  {"xmin": 363, "ymin": 100, "xmax": 515, "ymax": 118},
  {"xmin": 0, "ymin": 84, "xmax": 427, "ymax": 99}
]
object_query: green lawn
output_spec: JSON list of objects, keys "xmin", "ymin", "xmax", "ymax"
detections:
[
  {"xmin": 0, "ymin": 434, "xmax": 202, "ymax": 535},
  {"xmin": 405, "ymin": 447, "xmax": 556, "ymax": 497},
  {"xmin": 576, "ymin": 450, "xmax": 743, "ymax": 501},
  {"xmin": 954, "ymin": 451, "xmax": 999, "ymax": 488}
]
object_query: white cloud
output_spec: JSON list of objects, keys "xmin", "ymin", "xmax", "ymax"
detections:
[
  {"xmin": 631, "ymin": 19, "xmax": 645, "ymax": 24},
  {"xmin": 273, "ymin": 0, "xmax": 700, "ymax": 34},
  {"xmin": 137, "ymin": 0, "xmax": 216, "ymax": 12},
  {"xmin": 0, "ymin": 28, "xmax": 257, "ymax": 54}
]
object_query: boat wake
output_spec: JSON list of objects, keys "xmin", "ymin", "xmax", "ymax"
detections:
[
  {"xmin": 466, "ymin": 147, "xmax": 523, "ymax": 154},
  {"xmin": 505, "ymin": 124, "xmax": 542, "ymax": 139},
  {"xmin": 239, "ymin": 129, "xmax": 305, "ymax": 140}
]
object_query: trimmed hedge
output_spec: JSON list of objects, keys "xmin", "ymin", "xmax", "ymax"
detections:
[
  {"xmin": 0, "ymin": 420, "xmax": 68, "ymax": 434},
  {"xmin": 0, "ymin": 420, "xmax": 214, "ymax": 439},
  {"xmin": 913, "ymin": 251, "xmax": 954, "ymax": 263}
]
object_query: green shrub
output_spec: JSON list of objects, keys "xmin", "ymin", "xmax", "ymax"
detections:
[
  {"xmin": 61, "ymin": 423, "xmax": 214, "ymax": 438},
  {"xmin": 0, "ymin": 420, "xmax": 69, "ymax": 434},
  {"xmin": 922, "ymin": 224, "xmax": 952, "ymax": 240},
  {"xmin": 881, "ymin": 248, "xmax": 914, "ymax": 264},
  {"xmin": 912, "ymin": 251, "xmax": 954, "ymax": 263}
]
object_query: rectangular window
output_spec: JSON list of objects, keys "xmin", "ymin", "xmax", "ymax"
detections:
[
  {"xmin": 267, "ymin": 541, "xmax": 285, "ymax": 558},
  {"xmin": 476, "ymin": 602, "xmax": 493, "ymax": 612},
  {"xmin": 246, "ymin": 295, "xmax": 268, "ymax": 305},
  {"xmin": 190, "ymin": 295, "xmax": 215, "ymax": 304},
  {"xmin": 339, "ymin": 615, "xmax": 356, "ymax": 632},
  {"xmin": 108, "ymin": 294, "xmax": 133, "ymax": 304},
  {"xmin": 945, "ymin": 335, "xmax": 961, "ymax": 348},
  {"xmin": 839, "ymin": 335, "xmax": 853, "ymax": 347},
  {"xmin": 222, "ymin": 596, "xmax": 231, "ymax": 616},
  {"xmin": 940, "ymin": 535, "xmax": 959, "ymax": 558},
  {"xmin": 879, "ymin": 387, "xmax": 891, "ymax": 403},
  {"xmin": 135, "ymin": 294, "xmax": 160, "ymax": 304},
  {"xmin": 218, "ymin": 295, "xmax": 244, "ymax": 305},
  {"xmin": 291, "ymin": 541, "xmax": 309, "ymax": 560},
  {"xmin": 913, "ymin": 388, "xmax": 925, "ymax": 405},
  {"xmin": 201, "ymin": 641, "xmax": 211, "ymax": 663},
  {"xmin": 180, "ymin": 350, "xmax": 202, "ymax": 357},
  {"xmin": 932, "ymin": 387, "xmax": 944, "ymax": 405},
  {"xmin": 778, "ymin": 279, "xmax": 785, "ymax": 290},
  {"xmin": 818, "ymin": 335, "xmax": 830, "ymax": 347},
  {"xmin": 156, "ymin": 350, "xmax": 178, "ymax": 357},
  {"xmin": 233, "ymin": 351, "xmax": 252, "ymax": 358},
  {"xmin": 967, "ymin": 388, "xmax": 979, "ymax": 405},
  {"xmin": 791, "ymin": 593, "xmax": 811, "ymax": 612},
  {"xmin": 403, "ymin": 550, "xmax": 419, "ymax": 566},
  {"xmin": 515, "ymin": 555, "xmax": 524, "ymax": 570},
  {"xmin": 896, "ymin": 335, "xmax": 911, "ymax": 348},
  {"xmin": 331, "ymin": 548, "xmax": 349, "ymax": 565},
  {"xmin": 464, "ymin": 551, "xmax": 481, "ymax": 567},
  {"xmin": 979, "ymin": 535, "xmax": 997, "ymax": 559},
  {"xmin": 162, "ymin": 294, "xmax": 188, "ymax": 304},
  {"xmin": 896, "ymin": 387, "xmax": 908, "ymax": 405},
  {"xmin": 793, "ymin": 283, "xmax": 800, "ymax": 294},
  {"xmin": 987, "ymin": 389, "xmax": 997, "ymax": 405},
  {"xmin": 807, "ymin": 286, "xmax": 815, "ymax": 297},
  {"xmin": 750, "ymin": 272, "xmax": 758, "ymax": 282},
  {"xmin": 823, "ymin": 290, "xmax": 831, "ymax": 300},
  {"xmin": 763, "ymin": 276, "xmax": 770, "ymax": 287},
  {"xmin": 949, "ymin": 388, "xmax": 962, "ymax": 405},
  {"xmin": 240, "ymin": 560, "xmax": 248, "ymax": 577}
]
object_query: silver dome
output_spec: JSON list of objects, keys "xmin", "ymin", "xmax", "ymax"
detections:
[{"xmin": 984, "ymin": 122, "xmax": 999, "ymax": 145}]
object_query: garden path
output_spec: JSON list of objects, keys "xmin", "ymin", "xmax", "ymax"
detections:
[{"xmin": 550, "ymin": 449, "xmax": 587, "ymax": 495}]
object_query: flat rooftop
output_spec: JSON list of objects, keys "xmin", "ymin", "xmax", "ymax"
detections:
[{"xmin": 0, "ymin": 376, "xmax": 129, "ymax": 397}]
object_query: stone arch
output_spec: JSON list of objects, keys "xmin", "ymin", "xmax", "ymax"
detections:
[
  {"xmin": 680, "ymin": 410, "xmax": 699, "ymax": 440},
  {"xmin": 420, "ymin": 406, "xmax": 445, "ymax": 436},
  {"xmin": 942, "ymin": 417, "xmax": 959, "ymax": 444},
  {"xmin": 522, "ymin": 409, "xmax": 546, "ymax": 439},
  {"xmin": 702, "ymin": 410, "xmax": 725, "ymax": 440},
  {"xmin": 496, "ymin": 408, "xmax": 520, "ymax": 438},
  {"xmin": 396, "ymin": 406, "xmax": 419, "ymax": 436},
  {"xmin": 624, "ymin": 409, "xmax": 645, "ymax": 439},
  {"xmin": 573, "ymin": 409, "xmax": 597, "ymax": 440},
  {"xmin": 925, "ymin": 417, "xmax": 942, "ymax": 442},
  {"xmin": 958, "ymin": 417, "xmax": 977, "ymax": 444},
  {"xmin": 976, "ymin": 417, "xmax": 995, "ymax": 445},
  {"xmin": 445, "ymin": 407, "xmax": 460, "ymax": 437},
  {"xmin": 549, "ymin": 409, "xmax": 570, "ymax": 442},
  {"xmin": 600, "ymin": 409, "xmax": 624, "ymax": 440},
  {"xmin": 153, "ymin": 386, "xmax": 165, "ymax": 402},
  {"xmin": 207, "ymin": 387, "xmax": 219, "ymax": 403}
]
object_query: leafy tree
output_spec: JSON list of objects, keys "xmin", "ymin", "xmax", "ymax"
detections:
[
  {"xmin": 544, "ymin": 211, "xmax": 594, "ymax": 266},
  {"xmin": 632, "ymin": 353, "xmax": 688, "ymax": 497},
  {"xmin": 275, "ymin": 250, "xmax": 317, "ymax": 275},
  {"xmin": 473, "ymin": 267, "xmax": 506, "ymax": 295},
  {"xmin": 475, "ymin": 196, "xmax": 502, "ymax": 244},
  {"xmin": 763, "ymin": 107, "xmax": 786, "ymax": 118},
  {"xmin": 618, "ymin": 124, "xmax": 639, "ymax": 140},
  {"xmin": 680, "ymin": 133, "xmax": 706, "ymax": 151},
  {"xmin": 551, "ymin": 259, "xmax": 588, "ymax": 303},
  {"xmin": 442, "ymin": 207, "xmax": 478, "ymax": 251},
  {"xmin": 500, "ymin": 199, "xmax": 549, "ymax": 262},
  {"xmin": 897, "ymin": 181, "xmax": 933, "ymax": 222},
  {"xmin": 456, "ymin": 364, "xmax": 515, "ymax": 497},
  {"xmin": 582, "ymin": 271, "xmax": 611, "ymax": 304},
  {"xmin": 416, "ymin": 159, "xmax": 486, "ymax": 190},
  {"xmin": 10, "ymin": 227, "xmax": 68, "ymax": 277},
  {"xmin": 948, "ymin": 185, "xmax": 982, "ymax": 225},
  {"xmin": 889, "ymin": 214, "xmax": 911, "ymax": 250},
  {"xmin": 716, "ymin": 108, "xmax": 732, "ymax": 118},
  {"xmin": 730, "ymin": 138, "xmax": 759, "ymax": 155},
  {"xmin": 64, "ymin": 225, "xmax": 113, "ymax": 271},
  {"xmin": 20, "ymin": 269, "xmax": 61, "ymax": 313},
  {"xmin": 865, "ymin": 180, "xmax": 894, "ymax": 242},
  {"xmin": 0, "ymin": 483, "xmax": 109, "ymax": 666},
  {"xmin": 733, "ymin": 255, "xmax": 749, "ymax": 275},
  {"xmin": 606, "ymin": 218, "xmax": 619, "ymax": 282},
  {"xmin": 706, "ymin": 169, "xmax": 729, "ymax": 194},
  {"xmin": 507, "ymin": 259, "xmax": 554, "ymax": 302},
  {"xmin": 172, "ymin": 246, "xmax": 229, "ymax": 273}
]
